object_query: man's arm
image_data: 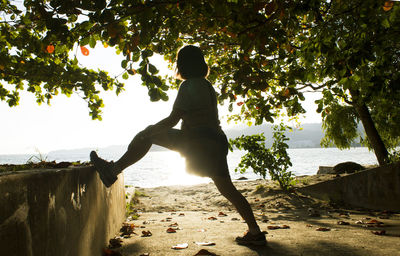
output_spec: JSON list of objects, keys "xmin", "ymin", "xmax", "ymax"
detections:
[{"xmin": 154, "ymin": 108, "xmax": 183, "ymax": 128}]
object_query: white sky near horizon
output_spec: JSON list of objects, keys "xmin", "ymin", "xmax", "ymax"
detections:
[{"xmin": 0, "ymin": 44, "xmax": 322, "ymax": 155}]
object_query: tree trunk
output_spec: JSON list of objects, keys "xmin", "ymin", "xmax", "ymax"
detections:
[{"xmin": 350, "ymin": 90, "xmax": 389, "ymax": 165}]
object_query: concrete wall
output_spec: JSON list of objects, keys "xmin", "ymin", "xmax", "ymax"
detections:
[
  {"xmin": 0, "ymin": 166, "xmax": 125, "ymax": 256},
  {"xmin": 297, "ymin": 162, "xmax": 400, "ymax": 211}
]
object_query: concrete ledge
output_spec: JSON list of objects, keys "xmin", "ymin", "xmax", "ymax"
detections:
[
  {"xmin": 0, "ymin": 166, "xmax": 125, "ymax": 256},
  {"xmin": 297, "ymin": 162, "xmax": 400, "ymax": 211}
]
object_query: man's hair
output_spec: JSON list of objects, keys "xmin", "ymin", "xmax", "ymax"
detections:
[{"xmin": 176, "ymin": 45, "xmax": 209, "ymax": 79}]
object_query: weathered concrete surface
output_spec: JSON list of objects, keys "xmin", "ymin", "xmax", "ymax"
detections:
[
  {"xmin": 317, "ymin": 166, "xmax": 335, "ymax": 174},
  {"xmin": 297, "ymin": 162, "xmax": 400, "ymax": 211},
  {"xmin": 0, "ymin": 166, "xmax": 125, "ymax": 256}
]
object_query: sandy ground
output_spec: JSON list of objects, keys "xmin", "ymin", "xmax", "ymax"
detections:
[{"xmin": 106, "ymin": 175, "xmax": 400, "ymax": 256}]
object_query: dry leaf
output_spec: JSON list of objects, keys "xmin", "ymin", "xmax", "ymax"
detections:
[
  {"xmin": 172, "ymin": 243, "xmax": 188, "ymax": 250},
  {"xmin": 208, "ymin": 216, "xmax": 217, "ymax": 220},
  {"xmin": 167, "ymin": 228, "xmax": 177, "ymax": 233},
  {"xmin": 267, "ymin": 225, "xmax": 290, "ymax": 230},
  {"xmin": 337, "ymin": 221, "xmax": 350, "ymax": 225},
  {"xmin": 367, "ymin": 219, "xmax": 383, "ymax": 225},
  {"xmin": 195, "ymin": 242, "xmax": 216, "ymax": 246},
  {"xmin": 109, "ymin": 238, "xmax": 122, "ymax": 249},
  {"xmin": 218, "ymin": 212, "xmax": 227, "ymax": 217},
  {"xmin": 371, "ymin": 230, "xmax": 386, "ymax": 235},
  {"xmin": 141, "ymin": 230, "xmax": 152, "ymax": 237},
  {"xmin": 316, "ymin": 227, "xmax": 331, "ymax": 231},
  {"xmin": 120, "ymin": 223, "xmax": 135, "ymax": 236}
]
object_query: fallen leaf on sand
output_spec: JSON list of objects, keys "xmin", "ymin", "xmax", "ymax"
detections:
[
  {"xmin": 306, "ymin": 224, "xmax": 313, "ymax": 228},
  {"xmin": 195, "ymin": 242, "xmax": 216, "ymax": 246},
  {"xmin": 141, "ymin": 230, "xmax": 152, "ymax": 237},
  {"xmin": 208, "ymin": 216, "xmax": 217, "ymax": 220},
  {"xmin": 364, "ymin": 219, "xmax": 384, "ymax": 227},
  {"xmin": 167, "ymin": 228, "xmax": 177, "ymax": 233},
  {"xmin": 316, "ymin": 227, "xmax": 331, "ymax": 231},
  {"xmin": 103, "ymin": 248, "xmax": 122, "ymax": 256},
  {"xmin": 194, "ymin": 249, "xmax": 218, "ymax": 255},
  {"xmin": 371, "ymin": 230, "xmax": 386, "ymax": 236},
  {"xmin": 231, "ymin": 217, "xmax": 240, "ymax": 221},
  {"xmin": 367, "ymin": 219, "xmax": 384, "ymax": 225},
  {"xmin": 169, "ymin": 222, "xmax": 179, "ymax": 227},
  {"xmin": 267, "ymin": 225, "xmax": 290, "ymax": 230},
  {"xmin": 218, "ymin": 212, "xmax": 227, "ymax": 217},
  {"xmin": 120, "ymin": 223, "xmax": 135, "ymax": 236},
  {"xmin": 337, "ymin": 221, "xmax": 350, "ymax": 225},
  {"xmin": 172, "ymin": 243, "xmax": 188, "ymax": 249},
  {"xmin": 179, "ymin": 213, "xmax": 185, "ymax": 216},
  {"xmin": 109, "ymin": 238, "xmax": 122, "ymax": 248}
]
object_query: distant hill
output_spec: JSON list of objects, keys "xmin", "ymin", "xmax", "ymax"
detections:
[
  {"xmin": 225, "ymin": 123, "xmax": 325, "ymax": 148},
  {"xmin": 48, "ymin": 123, "xmax": 363, "ymax": 156}
]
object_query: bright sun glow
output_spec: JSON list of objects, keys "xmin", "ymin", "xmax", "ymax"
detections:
[
  {"xmin": 123, "ymin": 150, "xmax": 210, "ymax": 188},
  {"xmin": 166, "ymin": 153, "xmax": 211, "ymax": 187}
]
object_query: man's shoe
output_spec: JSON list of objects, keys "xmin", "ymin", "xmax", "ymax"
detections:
[
  {"xmin": 90, "ymin": 151, "xmax": 118, "ymax": 187},
  {"xmin": 235, "ymin": 231, "xmax": 267, "ymax": 246}
]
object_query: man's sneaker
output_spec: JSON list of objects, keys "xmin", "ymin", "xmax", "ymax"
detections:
[
  {"xmin": 235, "ymin": 231, "xmax": 267, "ymax": 246},
  {"xmin": 90, "ymin": 151, "xmax": 118, "ymax": 187}
]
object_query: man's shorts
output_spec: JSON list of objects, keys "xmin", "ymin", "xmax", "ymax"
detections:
[{"xmin": 151, "ymin": 127, "xmax": 230, "ymax": 178}]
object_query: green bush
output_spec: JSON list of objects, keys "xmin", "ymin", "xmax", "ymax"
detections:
[{"xmin": 229, "ymin": 123, "xmax": 294, "ymax": 191}]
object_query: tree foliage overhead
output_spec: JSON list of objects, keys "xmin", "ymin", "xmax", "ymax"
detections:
[{"xmin": 1, "ymin": 0, "xmax": 399, "ymax": 163}]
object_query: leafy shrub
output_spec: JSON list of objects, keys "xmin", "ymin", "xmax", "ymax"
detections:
[{"xmin": 229, "ymin": 123, "xmax": 294, "ymax": 191}]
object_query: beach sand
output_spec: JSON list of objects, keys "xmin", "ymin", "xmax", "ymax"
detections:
[{"xmin": 107, "ymin": 175, "xmax": 400, "ymax": 256}]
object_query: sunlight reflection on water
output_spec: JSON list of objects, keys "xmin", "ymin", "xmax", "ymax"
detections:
[
  {"xmin": 0, "ymin": 147, "xmax": 378, "ymax": 188},
  {"xmin": 123, "ymin": 147, "xmax": 378, "ymax": 188}
]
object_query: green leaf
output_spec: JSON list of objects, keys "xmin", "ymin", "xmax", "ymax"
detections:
[
  {"xmin": 121, "ymin": 60, "xmax": 128, "ymax": 69},
  {"xmin": 89, "ymin": 37, "xmax": 97, "ymax": 48},
  {"xmin": 381, "ymin": 19, "xmax": 390, "ymax": 29},
  {"xmin": 148, "ymin": 63, "xmax": 158, "ymax": 74},
  {"xmin": 80, "ymin": 36, "xmax": 90, "ymax": 46}
]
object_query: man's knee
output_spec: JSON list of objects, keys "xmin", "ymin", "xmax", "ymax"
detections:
[{"xmin": 128, "ymin": 130, "xmax": 151, "ymax": 150}]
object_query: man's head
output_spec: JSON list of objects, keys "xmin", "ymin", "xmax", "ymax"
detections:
[{"xmin": 176, "ymin": 45, "xmax": 209, "ymax": 80}]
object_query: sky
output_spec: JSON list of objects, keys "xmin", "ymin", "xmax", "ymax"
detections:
[{"xmin": 0, "ymin": 44, "xmax": 322, "ymax": 155}]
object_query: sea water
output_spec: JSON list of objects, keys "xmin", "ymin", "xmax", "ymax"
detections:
[{"xmin": 0, "ymin": 147, "xmax": 377, "ymax": 188}]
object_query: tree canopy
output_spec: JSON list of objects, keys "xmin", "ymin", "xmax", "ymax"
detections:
[{"xmin": 1, "ymin": 0, "xmax": 399, "ymax": 164}]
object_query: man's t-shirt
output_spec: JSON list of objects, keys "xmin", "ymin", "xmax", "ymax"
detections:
[{"xmin": 173, "ymin": 78, "xmax": 221, "ymax": 131}]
